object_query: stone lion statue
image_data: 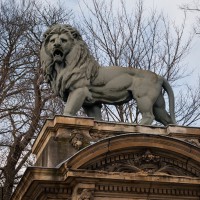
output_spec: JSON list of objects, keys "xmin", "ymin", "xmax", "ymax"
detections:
[{"xmin": 40, "ymin": 24, "xmax": 176, "ymax": 126}]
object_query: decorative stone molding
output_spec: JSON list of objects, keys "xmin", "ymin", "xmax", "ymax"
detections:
[
  {"xmin": 96, "ymin": 184, "xmax": 200, "ymax": 196},
  {"xmin": 89, "ymin": 130, "xmax": 113, "ymax": 141},
  {"xmin": 184, "ymin": 138, "xmax": 200, "ymax": 147},
  {"xmin": 32, "ymin": 116, "xmax": 200, "ymax": 158},
  {"xmin": 12, "ymin": 116, "xmax": 200, "ymax": 200},
  {"xmin": 11, "ymin": 163, "xmax": 200, "ymax": 200},
  {"xmin": 85, "ymin": 149, "xmax": 200, "ymax": 177},
  {"xmin": 32, "ymin": 116, "xmax": 200, "ymax": 168},
  {"xmin": 44, "ymin": 186, "xmax": 72, "ymax": 195}
]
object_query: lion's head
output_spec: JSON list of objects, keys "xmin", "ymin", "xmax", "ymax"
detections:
[
  {"xmin": 41, "ymin": 24, "xmax": 82, "ymax": 66},
  {"xmin": 40, "ymin": 24, "xmax": 99, "ymax": 98}
]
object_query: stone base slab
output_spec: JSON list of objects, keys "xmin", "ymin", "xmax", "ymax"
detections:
[{"xmin": 32, "ymin": 116, "xmax": 200, "ymax": 167}]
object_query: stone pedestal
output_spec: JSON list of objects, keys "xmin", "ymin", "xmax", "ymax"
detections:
[
  {"xmin": 32, "ymin": 116, "xmax": 94, "ymax": 167},
  {"xmin": 12, "ymin": 116, "xmax": 200, "ymax": 200}
]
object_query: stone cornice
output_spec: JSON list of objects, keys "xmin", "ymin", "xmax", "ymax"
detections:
[
  {"xmin": 11, "ymin": 167, "xmax": 200, "ymax": 200},
  {"xmin": 32, "ymin": 116, "xmax": 200, "ymax": 160}
]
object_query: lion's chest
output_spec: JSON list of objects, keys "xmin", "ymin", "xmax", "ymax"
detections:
[{"xmin": 52, "ymin": 64, "xmax": 90, "ymax": 99}]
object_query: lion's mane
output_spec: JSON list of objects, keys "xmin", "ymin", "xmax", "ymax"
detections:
[{"xmin": 40, "ymin": 24, "xmax": 100, "ymax": 100}]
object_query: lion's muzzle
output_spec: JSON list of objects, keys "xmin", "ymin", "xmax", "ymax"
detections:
[{"xmin": 53, "ymin": 48, "xmax": 64, "ymax": 63}]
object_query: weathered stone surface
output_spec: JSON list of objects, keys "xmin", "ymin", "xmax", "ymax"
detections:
[
  {"xmin": 32, "ymin": 116, "xmax": 200, "ymax": 168},
  {"xmin": 12, "ymin": 116, "xmax": 200, "ymax": 200},
  {"xmin": 33, "ymin": 116, "xmax": 94, "ymax": 167},
  {"xmin": 40, "ymin": 24, "xmax": 176, "ymax": 126}
]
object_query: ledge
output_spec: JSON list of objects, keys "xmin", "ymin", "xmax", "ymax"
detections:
[{"xmin": 32, "ymin": 116, "xmax": 200, "ymax": 160}]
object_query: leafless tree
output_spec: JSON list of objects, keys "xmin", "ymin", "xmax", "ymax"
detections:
[
  {"xmin": 0, "ymin": 0, "xmax": 72, "ymax": 199},
  {"xmin": 1, "ymin": 0, "xmax": 200, "ymax": 199},
  {"xmin": 78, "ymin": 0, "xmax": 200, "ymax": 125},
  {"xmin": 181, "ymin": 0, "xmax": 200, "ymax": 34},
  {"xmin": 178, "ymin": 0, "xmax": 200, "ymax": 125}
]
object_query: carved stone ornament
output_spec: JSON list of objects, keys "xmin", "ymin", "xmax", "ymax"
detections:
[
  {"xmin": 78, "ymin": 189, "xmax": 94, "ymax": 200},
  {"xmin": 103, "ymin": 149, "xmax": 165, "ymax": 175},
  {"xmin": 69, "ymin": 129, "xmax": 92, "ymax": 150},
  {"xmin": 85, "ymin": 149, "xmax": 200, "ymax": 177}
]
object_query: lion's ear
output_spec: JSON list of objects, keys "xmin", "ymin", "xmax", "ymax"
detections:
[
  {"xmin": 72, "ymin": 32, "xmax": 82, "ymax": 40},
  {"xmin": 72, "ymin": 33, "xmax": 78, "ymax": 39}
]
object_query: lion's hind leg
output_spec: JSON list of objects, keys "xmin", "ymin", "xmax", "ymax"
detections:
[
  {"xmin": 135, "ymin": 96, "xmax": 155, "ymax": 125},
  {"xmin": 153, "ymin": 92, "xmax": 174, "ymax": 126}
]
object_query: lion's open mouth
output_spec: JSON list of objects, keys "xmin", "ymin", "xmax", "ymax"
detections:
[
  {"xmin": 53, "ymin": 49, "xmax": 63, "ymax": 58},
  {"xmin": 53, "ymin": 49, "xmax": 64, "ymax": 63}
]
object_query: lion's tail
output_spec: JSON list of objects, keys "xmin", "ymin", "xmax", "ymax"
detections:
[{"xmin": 162, "ymin": 78, "xmax": 176, "ymax": 124}]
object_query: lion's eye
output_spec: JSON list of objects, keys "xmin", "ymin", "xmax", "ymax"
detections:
[
  {"xmin": 61, "ymin": 39, "xmax": 67, "ymax": 43},
  {"xmin": 50, "ymin": 39, "xmax": 55, "ymax": 43}
]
